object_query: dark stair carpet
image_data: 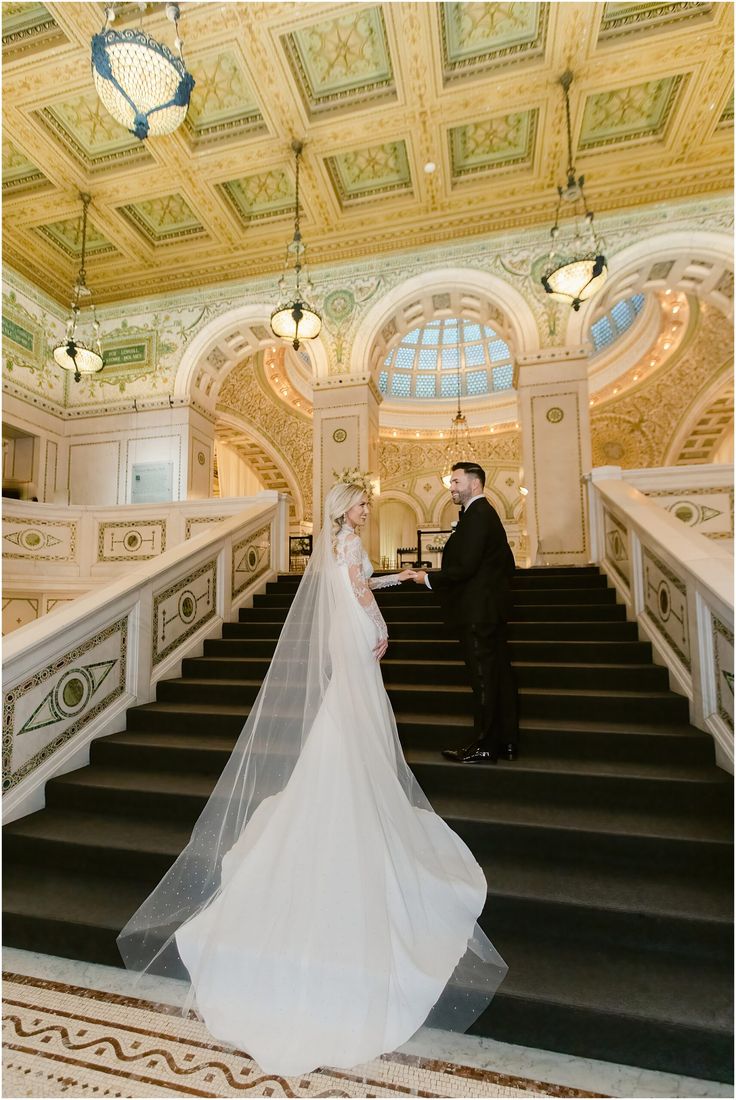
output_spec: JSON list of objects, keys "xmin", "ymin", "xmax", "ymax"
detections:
[{"xmin": 3, "ymin": 567, "xmax": 733, "ymax": 1082}]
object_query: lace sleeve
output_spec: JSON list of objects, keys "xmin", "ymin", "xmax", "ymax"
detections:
[
  {"xmin": 368, "ymin": 574, "xmax": 403, "ymax": 590},
  {"xmin": 342, "ymin": 534, "xmax": 388, "ymax": 641}
]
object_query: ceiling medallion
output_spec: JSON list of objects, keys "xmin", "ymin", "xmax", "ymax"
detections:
[
  {"xmin": 541, "ymin": 71, "xmax": 608, "ymax": 311},
  {"xmin": 91, "ymin": 3, "xmax": 195, "ymax": 141},
  {"xmin": 270, "ymin": 140, "xmax": 322, "ymax": 351},
  {"xmin": 52, "ymin": 193, "xmax": 104, "ymax": 383}
]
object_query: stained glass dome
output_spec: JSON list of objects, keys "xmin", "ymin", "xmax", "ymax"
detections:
[
  {"xmin": 590, "ymin": 294, "xmax": 645, "ymax": 354},
  {"xmin": 378, "ymin": 318, "xmax": 514, "ymax": 400}
]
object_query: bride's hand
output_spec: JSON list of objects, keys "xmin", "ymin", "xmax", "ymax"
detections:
[
  {"xmin": 398, "ymin": 569, "xmax": 417, "ymax": 582},
  {"xmin": 374, "ymin": 637, "xmax": 388, "ymax": 660}
]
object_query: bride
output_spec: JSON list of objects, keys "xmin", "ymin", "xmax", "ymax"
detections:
[{"xmin": 118, "ymin": 475, "xmax": 507, "ymax": 1075}]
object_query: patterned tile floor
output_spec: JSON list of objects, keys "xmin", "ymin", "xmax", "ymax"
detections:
[{"xmin": 2, "ymin": 950, "xmax": 731, "ymax": 1099}]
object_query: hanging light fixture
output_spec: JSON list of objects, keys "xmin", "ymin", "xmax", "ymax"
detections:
[
  {"xmin": 53, "ymin": 193, "xmax": 104, "ymax": 384},
  {"xmin": 91, "ymin": 3, "xmax": 195, "ymax": 141},
  {"xmin": 270, "ymin": 140, "xmax": 321, "ymax": 351},
  {"xmin": 441, "ymin": 351, "xmax": 473, "ymax": 489},
  {"xmin": 541, "ymin": 70, "xmax": 607, "ymax": 311}
]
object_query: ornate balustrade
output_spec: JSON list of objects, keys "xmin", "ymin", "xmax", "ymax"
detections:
[
  {"xmin": 2, "ymin": 494, "xmax": 289, "ymax": 823},
  {"xmin": 2, "ymin": 494, "xmax": 282, "ymax": 633},
  {"xmin": 586, "ymin": 467, "xmax": 733, "ymax": 772}
]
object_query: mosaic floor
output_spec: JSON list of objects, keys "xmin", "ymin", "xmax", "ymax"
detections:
[
  {"xmin": 2, "ymin": 951, "xmax": 732, "ymax": 1099},
  {"xmin": 3, "ymin": 972, "xmax": 601, "ymax": 1099}
]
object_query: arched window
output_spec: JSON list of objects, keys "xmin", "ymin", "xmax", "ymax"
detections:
[
  {"xmin": 378, "ymin": 317, "xmax": 513, "ymax": 400},
  {"xmin": 590, "ymin": 294, "xmax": 645, "ymax": 354}
]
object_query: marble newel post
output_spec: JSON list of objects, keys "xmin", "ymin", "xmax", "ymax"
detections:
[
  {"xmin": 312, "ymin": 375, "xmax": 382, "ymax": 563},
  {"xmin": 515, "ymin": 347, "xmax": 593, "ymax": 566}
]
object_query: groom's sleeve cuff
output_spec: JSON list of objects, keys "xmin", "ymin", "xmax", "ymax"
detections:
[{"xmin": 424, "ymin": 575, "xmax": 432, "ymax": 590}]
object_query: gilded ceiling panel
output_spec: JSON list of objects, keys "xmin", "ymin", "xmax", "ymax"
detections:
[
  {"xmin": 281, "ymin": 6, "xmax": 395, "ymax": 114},
  {"xmin": 36, "ymin": 90, "xmax": 152, "ymax": 172},
  {"xmin": 185, "ymin": 49, "xmax": 266, "ymax": 145},
  {"xmin": 439, "ymin": 2, "xmax": 548, "ymax": 82},
  {"xmin": 35, "ymin": 215, "xmax": 116, "ymax": 259},
  {"xmin": 325, "ymin": 140, "xmax": 411, "ymax": 204},
  {"xmin": 597, "ymin": 2, "xmax": 715, "ymax": 43},
  {"xmin": 449, "ymin": 108, "xmax": 538, "ymax": 179},
  {"xmin": 2, "ymin": 2, "xmax": 66, "ymax": 60},
  {"xmin": 2, "ymin": 138, "xmax": 47, "ymax": 194},
  {"xmin": 578, "ymin": 75, "xmax": 685, "ymax": 150},
  {"xmin": 718, "ymin": 90, "xmax": 734, "ymax": 130},
  {"xmin": 118, "ymin": 194, "xmax": 206, "ymax": 245},
  {"xmin": 219, "ymin": 170, "xmax": 295, "ymax": 224}
]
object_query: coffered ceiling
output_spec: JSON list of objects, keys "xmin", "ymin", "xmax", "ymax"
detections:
[{"xmin": 2, "ymin": 1, "xmax": 733, "ymax": 305}]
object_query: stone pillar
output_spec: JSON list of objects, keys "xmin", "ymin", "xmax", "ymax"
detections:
[
  {"xmin": 515, "ymin": 346, "xmax": 593, "ymax": 566},
  {"xmin": 312, "ymin": 374, "xmax": 382, "ymax": 563}
]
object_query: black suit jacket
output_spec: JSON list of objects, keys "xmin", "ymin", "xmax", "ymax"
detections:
[{"xmin": 431, "ymin": 497, "xmax": 515, "ymax": 627}]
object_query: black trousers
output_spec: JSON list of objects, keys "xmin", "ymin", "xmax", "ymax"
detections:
[{"xmin": 457, "ymin": 622, "xmax": 519, "ymax": 751}]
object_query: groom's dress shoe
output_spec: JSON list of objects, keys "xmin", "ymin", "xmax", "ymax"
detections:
[
  {"xmin": 442, "ymin": 746, "xmax": 498, "ymax": 764},
  {"xmin": 503, "ymin": 743, "xmax": 518, "ymax": 761}
]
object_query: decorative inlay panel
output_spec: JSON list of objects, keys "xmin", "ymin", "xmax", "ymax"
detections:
[
  {"xmin": 185, "ymin": 515, "xmax": 227, "ymax": 539},
  {"xmin": 35, "ymin": 215, "xmax": 116, "ymax": 260},
  {"xmin": 152, "ymin": 558, "xmax": 217, "ymax": 666},
  {"xmin": 645, "ymin": 487, "xmax": 734, "ymax": 541},
  {"xmin": 232, "ymin": 524, "xmax": 271, "ymax": 597},
  {"xmin": 642, "ymin": 546, "xmax": 690, "ymax": 670},
  {"xmin": 449, "ymin": 109, "xmax": 538, "ymax": 179},
  {"xmin": 35, "ymin": 90, "xmax": 150, "ymax": 173},
  {"xmin": 712, "ymin": 616, "xmax": 734, "ymax": 730},
  {"xmin": 281, "ymin": 7, "xmax": 395, "ymax": 115},
  {"xmin": 97, "ymin": 519, "xmax": 167, "ymax": 563},
  {"xmin": 604, "ymin": 510, "xmax": 630, "ymax": 587},
  {"xmin": 325, "ymin": 141, "xmax": 411, "ymax": 204},
  {"xmin": 598, "ymin": 2, "xmax": 714, "ymax": 43},
  {"xmin": 3, "ymin": 616, "xmax": 128, "ymax": 791},
  {"xmin": 579, "ymin": 75, "xmax": 685, "ymax": 150},
  {"xmin": 2, "ymin": 597, "xmax": 39, "ymax": 635},
  {"xmin": 439, "ymin": 2, "xmax": 548, "ymax": 82},
  {"xmin": 3, "ymin": 517, "xmax": 77, "ymax": 562}
]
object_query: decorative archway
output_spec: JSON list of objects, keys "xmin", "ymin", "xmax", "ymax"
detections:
[
  {"xmin": 567, "ymin": 229, "xmax": 734, "ymax": 347},
  {"xmin": 174, "ymin": 303, "xmax": 329, "ymax": 415},
  {"xmin": 351, "ymin": 267, "xmax": 540, "ymax": 383}
]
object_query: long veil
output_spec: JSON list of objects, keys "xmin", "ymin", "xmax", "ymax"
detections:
[{"xmin": 117, "ymin": 520, "xmax": 507, "ymax": 1038}]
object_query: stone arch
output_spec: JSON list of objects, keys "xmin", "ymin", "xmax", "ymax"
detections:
[
  {"xmin": 664, "ymin": 371, "xmax": 734, "ymax": 466},
  {"xmin": 216, "ymin": 411, "xmax": 306, "ymax": 523},
  {"xmin": 567, "ymin": 229, "xmax": 734, "ymax": 347},
  {"xmin": 174, "ymin": 303, "xmax": 329, "ymax": 414},
  {"xmin": 350, "ymin": 267, "xmax": 540, "ymax": 383},
  {"xmin": 376, "ymin": 493, "xmax": 420, "ymax": 565}
]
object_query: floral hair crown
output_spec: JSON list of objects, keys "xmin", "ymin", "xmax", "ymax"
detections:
[{"xmin": 332, "ymin": 467, "xmax": 375, "ymax": 502}]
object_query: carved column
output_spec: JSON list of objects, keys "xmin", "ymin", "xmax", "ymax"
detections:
[
  {"xmin": 515, "ymin": 346, "xmax": 593, "ymax": 566},
  {"xmin": 312, "ymin": 374, "xmax": 382, "ymax": 562}
]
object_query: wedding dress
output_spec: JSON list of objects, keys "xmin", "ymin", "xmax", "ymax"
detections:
[{"xmin": 118, "ymin": 522, "xmax": 507, "ymax": 1076}]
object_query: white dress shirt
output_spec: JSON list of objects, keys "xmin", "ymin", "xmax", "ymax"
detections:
[{"xmin": 424, "ymin": 495, "xmax": 484, "ymax": 588}]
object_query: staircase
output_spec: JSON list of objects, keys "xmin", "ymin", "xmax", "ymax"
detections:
[{"xmin": 3, "ymin": 567, "xmax": 733, "ymax": 1082}]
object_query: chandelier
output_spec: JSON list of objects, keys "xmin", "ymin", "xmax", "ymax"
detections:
[
  {"xmin": 441, "ymin": 361, "xmax": 474, "ymax": 489},
  {"xmin": 53, "ymin": 193, "xmax": 104, "ymax": 384},
  {"xmin": 91, "ymin": 3, "xmax": 195, "ymax": 141},
  {"xmin": 541, "ymin": 70, "xmax": 607, "ymax": 311},
  {"xmin": 270, "ymin": 140, "xmax": 321, "ymax": 351}
]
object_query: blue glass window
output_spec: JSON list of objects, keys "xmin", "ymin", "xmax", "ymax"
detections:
[
  {"xmin": 404, "ymin": 328, "xmax": 420, "ymax": 344},
  {"xmin": 464, "ymin": 343, "xmax": 485, "ymax": 367},
  {"xmin": 492, "ymin": 364, "xmax": 514, "ymax": 391},
  {"xmin": 590, "ymin": 295, "xmax": 647, "ymax": 355},
  {"xmin": 395, "ymin": 345, "xmax": 414, "ymax": 368},
  {"xmin": 378, "ymin": 370, "xmax": 388, "ymax": 392},
  {"xmin": 488, "ymin": 338, "xmax": 510, "ymax": 363},
  {"xmin": 440, "ymin": 373, "xmax": 460, "ymax": 397},
  {"xmin": 442, "ymin": 346, "xmax": 459, "ymax": 370},
  {"xmin": 418, "ymin": 348, "xmax": 437, "ymax": 370},
  {"xmin": 467, "ymin": 370, "xmax": 488, "ymax": 394},
  {"xmin": 415, "ymin": 373, "xmax": 436, "ymax": 397},
  {"xmin": 391, "ymin": 372, "xmax": 411, "ymax": 397}
]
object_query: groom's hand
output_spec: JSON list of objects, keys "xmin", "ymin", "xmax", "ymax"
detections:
[{"xmin": 413, "ymin": 570, "xmax": 428, "ymax": 584}]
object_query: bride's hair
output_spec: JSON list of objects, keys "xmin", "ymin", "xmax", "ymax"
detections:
[{"xmin": 325, "ymin": 482, "xmax": 365, "ymax": 551}]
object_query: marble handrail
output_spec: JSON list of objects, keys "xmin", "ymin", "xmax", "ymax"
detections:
[
  {"xmin": 3, "ymin": 494, "xmax": 289, "ymax": 824},
  {"xmin": 585, "ymin": 467, "xmax": 733, "ymax": 773}
]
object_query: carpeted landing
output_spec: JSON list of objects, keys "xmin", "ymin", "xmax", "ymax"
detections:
[{"xmin": 3, "ymin": 568, "xmax": 733, "ymax": 1084}]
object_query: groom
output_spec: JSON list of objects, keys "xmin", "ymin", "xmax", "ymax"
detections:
[{"xmin": 413, "ymin": 462, "xmax": 519, "ymax": 764}]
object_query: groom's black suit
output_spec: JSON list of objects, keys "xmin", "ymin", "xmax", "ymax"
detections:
[{"xmin": 430, "ymin": 497, "xmax": 519, "ymax": 754}]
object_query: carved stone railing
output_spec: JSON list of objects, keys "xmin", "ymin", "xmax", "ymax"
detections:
[
  {"xmin": 2, "ymin": 493, "xmax": 283, "ymax": 633},
  {"xmin": 586, "ymin": 467, "xmax": 733, "ymax": 773},
  {"xmin": 621, "ymin": 464, "xmax": 733, "ymax": 548},
  {"xmin": 2, "ymin": 494, "xmax": 289, "ymax": 824}
]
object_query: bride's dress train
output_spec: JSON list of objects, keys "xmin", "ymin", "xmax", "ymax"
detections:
[{"xmin": 120, "ymin": 525, "xmax": 507, "ymax": 1076}]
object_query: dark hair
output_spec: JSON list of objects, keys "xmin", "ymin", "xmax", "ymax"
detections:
[{"xmin": 451, "ymin": 461, "xmax": 486, "ymax": 488}]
